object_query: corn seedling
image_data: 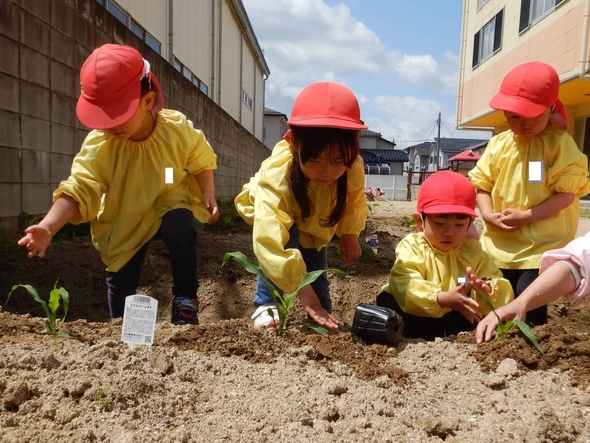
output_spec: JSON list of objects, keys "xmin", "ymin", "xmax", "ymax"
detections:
[
  {"xmin": 222, "ymin": 251, "xmax": 348, "ymax": 336},
  {"xmin": 479, "ymin": 290, "xmax": 544, "ymax": 355},
  {"xmin": 96, "ymin": 390, "xmax": 113, "ymax": 412},
  {"xmin": 6, "ymin": 281, "xmax": 72, "ymax": 338}
]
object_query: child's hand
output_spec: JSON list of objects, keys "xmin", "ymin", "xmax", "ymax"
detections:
[
  {"xmin": 466, "ymin": 266, "xmax": 492, "ymax": 297},
  {"xmin": 339, "ymin": 234, "xmax": 361, "ymax": 263},
  {"xmin": 437, "ymin": 287, "xmax": 482, "ymax": 324},
  {"xmin": 484, "ymin": 212, "xmax": 519, "ymax": 232},
  {"xmin": 202, "ymin": 192, "xmax": 219, "ymax": 224},
  {"xmin": 500, "ymin": 208, "xmax": 529, "ymax": 227},
  {"xmin": 297, "ymin": 285, "xmax": 339, "ymax": 330},
  {"xmin": 18, "ymin": 224, "xmax": 53, "ymax": 258}
]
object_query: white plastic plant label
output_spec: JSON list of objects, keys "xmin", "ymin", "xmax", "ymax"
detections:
[{"xmin": 121, "ymin": 294, "xmax": 158, "ymax": 348}]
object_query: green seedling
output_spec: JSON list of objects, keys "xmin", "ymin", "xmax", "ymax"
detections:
[
  {"xmin": 222, "ymin": 251, "xmax": 348, "ymax": 336},
  {"xmin": 6, "ymin": 281, "xmax": 72, "ymax": 338},
  {"xmin": 221, "ymin": 213, "xmax": 236, "ymax": 226},
  {"xmin": 96, "ymin": 390, "xmax": 113, "ymax": 412},
  {"xmin": 479, "ymin": 290, "xmax": 544, "ymax": 355}
]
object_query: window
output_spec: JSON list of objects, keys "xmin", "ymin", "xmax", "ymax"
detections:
[
  {"xmin": 477, "ymin": 0, "xmax": 489, "ymax": 10},
  {"xmin": 145, "ymin": 32, "xmax": 161, "ymax": 54},
  {"xmin": 472, "ymin": 9, "xmax": 503, "ymax": 68},
  {"xmin": 519, "ymin": 0, "xmax": 566, "ymax": 33},
  {"xmin": 129, "ymin": 19, "xmax": 144, "ymax": 40},
  {"xmin": 106, "ymin": 0, "xmax": 127, "ymax": 25},
  {"xmin": 200, "ymin": 83, "xmax": 209, "ymax": 95},
  {"xmin": 241, "ymin": 89, "xmax": 253, "ymax": 110},
  {"xmin": 173, "ymin": 58, "xmax": 182, "ymax": 72},
  {"xmin": 98, "ymin": 1, "xmax": 161, "ymax": 54}
]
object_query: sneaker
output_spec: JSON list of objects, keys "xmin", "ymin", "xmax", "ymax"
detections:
[
  {"xmin": 251, "ymin": 303, "xmax": 279, "ymax": 329},
  {"xmin": 171, "ymin": 296, "xmax": 199, "ymax": 325}
]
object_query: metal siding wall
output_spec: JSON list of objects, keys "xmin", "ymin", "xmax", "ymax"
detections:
[
  {"xmin": 219, "ymin": 0, "xmax": 241, "ymax": 120},
  {"xmin": 172, "ymin": 0, "xmax": 213, "ymax": 87},
  {"xmin": 241, "ymin": 43, "xmax": 255, "ymax": 134},
  {"xmin": 118, "ymin": 0, "xmax": 168, "ymax": 58}
]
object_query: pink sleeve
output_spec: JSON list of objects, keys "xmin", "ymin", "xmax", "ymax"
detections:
[{"xmin": 539, "ymin": 232, "xmax": 590, "ymax": 299}]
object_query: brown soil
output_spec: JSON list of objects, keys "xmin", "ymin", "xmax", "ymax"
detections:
[{"xmin": 1, "ymin": 200, "xmax": 590, "ymax": 442}]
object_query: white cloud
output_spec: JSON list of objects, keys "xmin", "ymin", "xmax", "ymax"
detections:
[{"xmin": 242, "ymin": 0, "xmax": 489, "ymax": 147}]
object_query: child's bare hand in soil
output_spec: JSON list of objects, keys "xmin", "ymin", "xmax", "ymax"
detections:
[
  {"xmin": 339, "ymin": 234, "xmax": 361, "ymax": 263},
  {"xmin": 297, "ymin": 285, "xmax": 339, "ymax": 330}
]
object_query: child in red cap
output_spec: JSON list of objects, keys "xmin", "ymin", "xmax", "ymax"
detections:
[
  {"xmin": 469, "ymin": 61, "xmax": 590, "ymax": 326},
  {"xmin": 235, "ymin": 82, "xmax": 368, "ymax": 330},
  {"xmin": 18, "ymin": 44, "xmax": 219, "ymax": 325},
  {"xmin": 376, "ymin": 171, "xmax": 513, "ymax": 340}
]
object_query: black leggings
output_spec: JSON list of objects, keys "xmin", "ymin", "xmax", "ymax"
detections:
[
  {"xmin": 376, "ymin": 291, "xmax": 475, "ymax": 341},
  {"xmin": 106, "ymin": 209, "xmax": 198, "ymax": 318},
  {"xmin": 500, "ymin": 268, "xmax": 547, "ymax": 326}
]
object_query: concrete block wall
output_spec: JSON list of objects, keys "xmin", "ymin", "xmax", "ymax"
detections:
[{"xmin": 0, "ymin": 0, "xmax": 268, "ymax": 228}]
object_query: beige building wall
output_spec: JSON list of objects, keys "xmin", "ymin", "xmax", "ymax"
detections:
[
  {"xmin": 458, "ymin": 0, "xmax": 590, "ymax": 159},
  {"xmin": 110, "ymin": 0, "xmax": 269, "ymax": 140}
]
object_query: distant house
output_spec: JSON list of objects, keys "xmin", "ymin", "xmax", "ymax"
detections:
[
  {"xmin": 405, "ymin": 138, "xmax": 488, "ymax": 172},
  {"xmin": 359, "ymin": 130, "xmax": 408, "ymax": 175},
  {"xmin": 263, "ymin": 107, "xmax": 288, "ymax": 150}
]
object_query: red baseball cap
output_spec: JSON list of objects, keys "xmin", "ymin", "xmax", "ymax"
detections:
[
  {"xmin": 417, "ymin": 171, "xmax": 476, "ymax": 217},
  {"xmin": 288, "ymin": 82, "xmax": 368, "ymax": 130},
  {"xmin": 76, "ymin": 44, "xmax": 164, "ymax": 129},
  {"xmin": 489, "ymin": 61, "xmax": 568, "ymax": 126}
]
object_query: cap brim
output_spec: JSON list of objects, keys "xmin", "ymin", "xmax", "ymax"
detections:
[
  {"xmin": 422, "ymin": 205, "xmax": 476, "ymax": 218},
  {"xmin": 76, "ymin": 83, "xmax": 141, "ymax": 130},
  {"xmin": 288, "ymin": 117, "xmax": 368, "ymax": 130},
  {"xmin": 489, "ymin": 92, "xmax": 548, "ymax": 118}
]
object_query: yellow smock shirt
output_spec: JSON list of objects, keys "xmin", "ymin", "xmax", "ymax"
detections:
[
  {"xmin": 469, "ymin": 128, "xmax": 590, "ymax": 269},
  {"xmin": 381, "ymin": 233, "xmax": 514, "ymax": 318},
  {"xmin": 54, "ymin": 109, "xmax": 217, "ymax": 272},
  {"xmin": 235, "ymin": 139, "xmax": 368, "ymax": 294}
]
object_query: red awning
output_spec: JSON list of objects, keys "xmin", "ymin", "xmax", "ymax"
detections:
[{"xmin": 448, "ymin": 150, "xmax": 481, "ymax": 162}]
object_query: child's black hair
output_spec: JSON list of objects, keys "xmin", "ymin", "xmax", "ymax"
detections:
[
  {"xmin": 140, "ymin": 76, "xmax": 153, "ymax": 95},
  {"xmin": 289, "ymin": 126, "xmax": 360, "ymax": 227}
]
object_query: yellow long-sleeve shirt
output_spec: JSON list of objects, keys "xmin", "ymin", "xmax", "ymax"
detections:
[
  {"xmin": 235, "ymin": 139, "xmax": 368, "ymax": 294},
  {"xmin": 469, "ymin": 128, "xmax": 590, "ymax": 269},
  {"xmin": 381, "ymin": 233, "xmax": 514, "ymax": 318},
  {"xmin": 54, "ymin": 109, "xmax": 217, "ymax": 272}
]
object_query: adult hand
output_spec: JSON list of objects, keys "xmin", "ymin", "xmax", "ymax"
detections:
[
  {"xmin": 339, "ymin": 234, "xmax": 361, "ymax": 263},
  {"xmin": 475, "ymin": 301, "xmax": 527, "ymax": 343},
  {"xmin": 18, "ymin": 224, "xmax": 53, "ymax": 258},
  {"xmin": 297, "ymin": 285, "xmax": 339, "ymax": 330}
]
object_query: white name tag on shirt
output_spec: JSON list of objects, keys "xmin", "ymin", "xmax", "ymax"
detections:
[
  {"xmin": 165, "ymin": 167, "xmax": 173, "ymax": 184},
  {"xmin": 528, "ymin": 161, "xmax": 543, "ymax": 182}
]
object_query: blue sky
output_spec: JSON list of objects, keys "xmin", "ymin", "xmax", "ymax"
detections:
[{"xmin": 241, "ymin": 0, "xmax": 492, "ymax": 149}]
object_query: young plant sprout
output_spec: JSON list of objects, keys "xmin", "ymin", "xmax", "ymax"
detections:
[
  {"xmin": 6, "ymin": 281, "xmax": 71, "ymax": 338},
  {"xmin": 222, "ymin": 251, "xmax": 348, "ymax": 336}
]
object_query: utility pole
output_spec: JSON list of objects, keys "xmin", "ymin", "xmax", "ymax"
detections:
[{"xmin": 436, "ymin": 112, "xmax": 441, "ymax": 171}]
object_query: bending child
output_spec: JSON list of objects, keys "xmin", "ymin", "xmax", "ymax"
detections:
[
  {"xmin": 469, "ymin": 61, "xmax": 590, "ymax": 326},
  {"xmin": 235, "ymin": 82, "xmax": 368, "ymax": 330},
  {"xmin": 476, "ymin": 231, "xmax": 590, "ymax": 343},
  {"xmin": 376, "ymin": 171, "xmax": 514, "ymax": 340},
  {"xmin": 18, "ymin": 44, "xmax": 219, "ymax": 325}
]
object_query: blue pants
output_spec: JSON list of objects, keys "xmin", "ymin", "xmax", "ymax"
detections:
[
  {"xmin": 253, "ymin": 227, "xmax": 331, "ymax": 313},
  {"xmin": 106, "ymin": 209, "xmax": 198, "ymax": 318}
]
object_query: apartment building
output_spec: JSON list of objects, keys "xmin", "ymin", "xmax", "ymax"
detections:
[
  {"xmin": 457, "ymin": 0, "xmax": 590, "ymax": 164},
  {"xmin": 98, "ymin": 0, "xmax": 270, "ymax": 141}
]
